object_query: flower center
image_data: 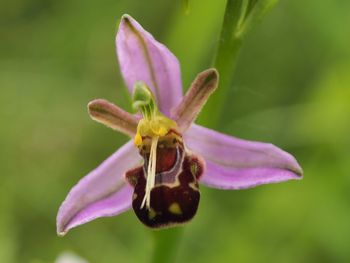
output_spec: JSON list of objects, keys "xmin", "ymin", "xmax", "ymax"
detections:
[{"xmin": 132, "ymin": 82, "xmax": 178, "ymax": 209}]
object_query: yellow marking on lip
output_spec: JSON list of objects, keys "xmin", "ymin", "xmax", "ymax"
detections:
[
  {"xmin": 168, "ymin": 202, "xmax": 182, "ymax": 215},
  {"xmin": 148, "ymin": 208, "xmax": 157, "ymax": 219}
]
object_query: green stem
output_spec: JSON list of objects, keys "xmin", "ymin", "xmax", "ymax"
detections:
[
  {"xmin": 198, "ymin": 0, "xmax": 246, "ymax": 128},
  {"xmin": 150, "ymin": 227, "xmax": 184, "ymax": 263},
  {"xmin": 198, "ymin": 0, "xmax": 279, "ymax": 128}
]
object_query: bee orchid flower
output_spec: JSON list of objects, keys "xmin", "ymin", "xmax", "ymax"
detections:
[{"xmin": 57, "ymin": 14, "xmax": 303, "ymax": 235}]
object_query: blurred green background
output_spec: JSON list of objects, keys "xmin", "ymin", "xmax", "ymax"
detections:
[{"xmin": 1, "ymin": 0, "xmax": 349, "ymax": 262}]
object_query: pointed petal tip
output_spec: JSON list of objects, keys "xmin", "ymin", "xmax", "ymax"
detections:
[
  {"xmin": 57, "ymin": 222, "xmax": 69, "ymax": 237},
  {"xmin": 197, "ymin": 68, "xmax": 218, "ymax": 82},
  {"xmin": 57, "ymin": 230, "xmax": 67, "ymax": 237},
  {"xmin": 56, "ymin": 183, "xmax": 134, "ymax": 237},
  {"xmin": 120, "ymin": 14, "xmax": 132, "ymax": 28},
  {"xmin": 88, "ymin": 98, "xmax": 107, "ymax": 112},
  {"xmin": 56, "ymin": 199, "xmax": 74, "ymax": 237},
  {"xmin": 87, "ymin": 99, "xmax": 110, "ymax": 116},
  {"xmin": 56, "ymin": 142, "xmax": 139, "ymax": 236},
  {"xmin": 121, "ymin": 14, "xmax": 132, "ymax": 21},
  {"xmin": 291, "ymin": 159, "xmax": 303, "ymax": 178},
  {"xmin": 202, "ymin": 68, "xmax": 219, "ymax": 88},
  {"xmin": 205, "ymin": 68, "xmax": 219, "ymax": 79},
  {"xmin": 186, "ymin": 125, "xmax": 303, "ymax": 190},
  {"xmin": 289, "ymin": 159, "xmax": 303, "ymax": 178},
  {"xmin": 272, "ymin": 143, "xmax": 303, "ymax": 178},
  {"xmin": 56, "ymin": 204, "xmax": 68, "ymax": 236},
  {"xmin": 208, "ymin": 68, "xmax": 219, "ymax": 83},
  {"xmin": 201, "ymin": 161, "xmax": 302, "ymax": 190},
  {"xmin": 250, "ymin": 141, "xmax": 304, "ymax": 180},
  {"xmin": 118, "ymin": 14, "xmax": 139, "ymax": 34},
  {"xmin": 87, "ymin": 99, "xmax": 102, "ymax": 112}
]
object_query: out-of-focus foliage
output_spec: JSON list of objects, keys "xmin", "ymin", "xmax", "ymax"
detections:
[{"xmin": 0, "ymin": 0, "xmax": 349, "ymax": 262}]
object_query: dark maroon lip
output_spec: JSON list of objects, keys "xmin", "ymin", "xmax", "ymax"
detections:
[{"xmin": 126, "ymin": 137, "xmax": 204, "ymax": 229}]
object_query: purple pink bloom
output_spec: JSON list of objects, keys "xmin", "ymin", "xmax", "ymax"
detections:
[{"xmin": 57, "ymin": 14, "xmax": 302, "ymax": 235}]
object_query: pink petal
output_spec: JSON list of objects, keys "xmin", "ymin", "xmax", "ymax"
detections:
[
  {"xmin": 172, "ymin": 68, "xmax": 219, "ymax": 132},
  {"xmin": 116, "ymin": 14, "xmax": 182, "ymax": 116},
  {"xmin": 203, "ymin": 163, "xmax": 301, "ymax": 189},
  {"xmin": 88, "ymin": 99, "xmax": 138, "ymax": 137},
  {"xmin": 57, "ymin": 141, "xmax": 141, "ymax": 235},
  {"xmin": 184, "ymin": 124, "xmax": 302, "ymax": 189}
]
